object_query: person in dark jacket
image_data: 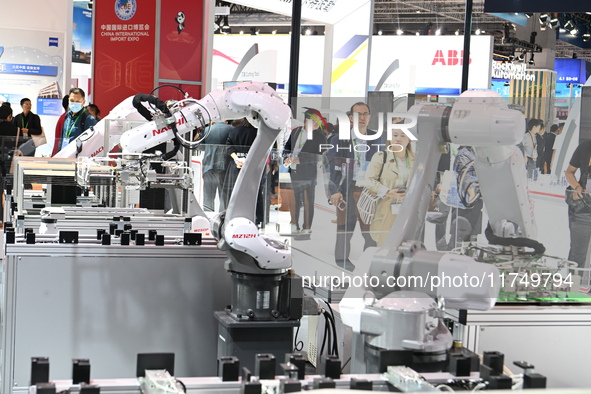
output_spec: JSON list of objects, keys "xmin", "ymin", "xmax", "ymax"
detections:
[
  {"xmin": 283, "ymin": 108, "xmax": 328, "ymax": 234},
  {"xmin": 12, "ymin": 98, "xmax": 43, "ymax": 157}
]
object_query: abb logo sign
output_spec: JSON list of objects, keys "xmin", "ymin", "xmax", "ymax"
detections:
[
  {"xmin": 232, "ymin": 234, "xmax": 258, "ymax": 239},
  {"xmin": 432, "ymin": 50, "xmax": 472, "ymax": 66},
  {"xmin": 152, "ymin": 116, "xmax": 186, "ymax": 137}
]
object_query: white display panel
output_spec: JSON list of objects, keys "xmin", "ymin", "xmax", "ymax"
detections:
[
  {"xmin": 213, "ymin": 35, "xmax": 493, "ymax": 97},
  {"xmin": 369, "ymin": 35, "xmax": 493, "ymax": 95},
  {"xmin": 212, "ymin": 35, "xmax": 325, "ymax": 92}
]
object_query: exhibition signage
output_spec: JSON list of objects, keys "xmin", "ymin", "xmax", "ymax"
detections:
[
  {"xmin": 0, "ymin": 29, "xmax": 65, "ymax": 117},
  {"xmin": 492, "ymin": 62, "xmax": 536, "ymax": 81},
  {"xmin": 554, "ymin": 59, "xmax": 586, "ymax": 84},
  {"xmin": 93, "ymin": 0, "xmax": 157, "ymax": 114},
  {"xmin": 158, "ymin": 0, "xmax": 204, "ymax": 96},
  {"xmin": 369, "ymin": 36, "xmax": 493, "ymax": 94},
  {"xmin": 213, "ymin": 35, "xmax": 493, "ymax": 96},
  {"xmin": 73, "ymin": 5, "xmax": 93, "ymax": 64}
]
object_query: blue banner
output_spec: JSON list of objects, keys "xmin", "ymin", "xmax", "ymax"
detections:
[
  {"xmin": 555, "ymin": 59, "xmax": 586, "ymax": 84},
  {"xmin": 0, "ymin": 63, "xmax": 59, "ymax": 76}
]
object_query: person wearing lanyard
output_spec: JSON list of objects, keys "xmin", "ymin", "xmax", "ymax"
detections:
[
  {"xmin": 328, "ymin": 102, "xmax": 382, "ymax": 271},
  {"xmin": 12, "ymin": 98, "xmax": 43, "ymax": 157},
  {"xmin": 13, "ymin": 98, "xmax": 43, "ymax": 135},
  {"xmin": 54, "ymin": 88, "xmax": 97, "ymax": 154}
]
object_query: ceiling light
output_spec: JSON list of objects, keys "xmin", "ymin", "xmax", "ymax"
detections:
[
  {"xmin": 239, "ymin": 30, "xmax": 244, "ymax": 35},
  {"xmin": 435, "ymin": 28, "xmax": 441, "ymax": 35},
  {"xmin": 549, "ymin": 16, "xmax": 559, "ymax": 29},
  {"xmin": 525, "ymin": 13, "xmax": 533, "ymax": 18},
  {"xmin": 378, "ymin": 30, "xmax": 383, "ymax": 35},
  {"xmin": 272, "ymin": 29, "xmax": 277, "ymax": 35},
  {"xmin": 583, "ymin": 28, "xmax": 591, "ymax": 42},
  {"xmin": 475, "ymin": 28, "xmax": 481, "ymax": 35},
  {"xmin": 564, "ymin": 19, "xmax": 576, "ymax": 32},
  {"xmin": 416, "ymin": 31, "xmax": 420, "ymax": 36},
  {"xmin": 397, "ymin": 29, "xmax": 403, "ymax": 35},
  {"xmin": 571, "ymin": 27, "xmax": 579, "ymax": 36},
  {"xmin": 416, "ymin": 10, "xmax": 421, "ymax": 13},
  {"xmin": 518, "ymin": 51, "xmax": 526, "ymax": 61},
  {"xmin": 528, "ymin": 53, "xmax": 535, "ymax": 65},
  {"xmin": 455, "ymin": 29, "xmax": 460, "ymax": 35},
  {"xmin": 305, "ymin": 28, "xmax": 311, "ymax": 35}
]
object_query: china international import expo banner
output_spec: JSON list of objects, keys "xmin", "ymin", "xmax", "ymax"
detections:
[
  {"xmin": 94, "ymin": 0, "xmax": 205, "ymax": 114},
  {"xmin": 94, "ymin": 0, "xmax": 157, "ymax": 114}
]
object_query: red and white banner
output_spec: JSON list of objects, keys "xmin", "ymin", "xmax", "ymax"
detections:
[
  {"xmin": 93, "ymin": 0, "xmax": 157, "ymax": 113},
  {"xmin": 159, "ymin": 0, "xmax": 203, "ymax": 84}
]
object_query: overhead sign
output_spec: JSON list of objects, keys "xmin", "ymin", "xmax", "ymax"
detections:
[
  {"xmin": 492, "ymin": 62, "xmax": 536, "ymax": 81},
  {"xmin": 484, "ymin": 0, "xmax": 588, "ymax": 12},
  {"xmin": 369, "ymin": 36, "xmax": 493, "ymax": 95},
  {"xmin": 228, "ymin": 0, "xmax": 370, "ymax": 24},
  {"xmin": 555, "ymin": 59, "xmax": 586, "ymax": 84},
  {"xmin": 93, "ymin": 0, "xmax": 157, "ymax": 114}
]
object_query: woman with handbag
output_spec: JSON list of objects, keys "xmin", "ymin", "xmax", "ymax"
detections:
[{"xmin": 363, "ymin": 126, "xmax": 414, "ymax": 246}]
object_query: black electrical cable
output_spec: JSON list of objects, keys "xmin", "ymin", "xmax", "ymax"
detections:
[
  {"xmin": 168, "ymin": 98, "xmax": 213, "ymax": 151},
  {"xmin": 456, "ymin": 158, "xmax": 481, "ymax": 209},
  {"xmin": 319, "ymin": 312, "xmax": 331, "ymax": 356},
  {"xmin": 485, "ymin": 223, "xmax": 546, "ymax": 255},
  {"xmin": 146, "ymin": 83, "xmax": 186, "ymax": 118},
  {"xmin": 293, "ymin": 325, "xmax": 304, "ymax": 352},
  {"xmin": 323, "ymin": 310, "xmax": 339, "ymax": 357},
  {"xmin": 132, "ymin": 93, "xmax": 170, "ymax": 121},
  {"xmin": 149, "ymin": 84, "xmax": 186, "ymax": 97},
  {"xmin": 174, "ymin": 378, "xmax": 187, "ymax": 393},
  {"xmin": 325, "ymin": 313, "xmax": 332, "ymax": 357},
  {"xmin": 321, "ymin": 301, "xmax": 339, "ymax": 357},
  {"xmin": 340, "ymin": 357, "xmax": 351, "ymax": 373}
]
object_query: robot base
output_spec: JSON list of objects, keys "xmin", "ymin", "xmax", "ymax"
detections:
[
  {"xmin": 225, "ymin": 271, "xmax": 303, "ymax": 322},
  {"xmin": 214, "ymin": 311, "xmax": 299, "ymax": 375}
]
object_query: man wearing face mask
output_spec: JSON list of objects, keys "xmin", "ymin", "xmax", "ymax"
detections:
[{"xmin": 52, "ymin": 88, "xmax": 97, "ymax": 156}]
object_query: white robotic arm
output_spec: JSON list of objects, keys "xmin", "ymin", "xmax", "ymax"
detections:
[
  {"xmin": 118, "ymin": 82, "xmax": 290, "ymax": 155},
  {"xmin": 56, "ymin": 82, "xmax": 293, "ymax": 274},
  {"xmin": 54, "ymin": 96, "xmax": 147, "ymax": 159},
  {"xmin": 340, "ymin": 91, "xmax": 535, "ymax": 373}
]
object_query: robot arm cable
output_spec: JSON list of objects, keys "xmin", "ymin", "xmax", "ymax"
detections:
[{"xmin": 484, "ymin": 223, "xmax": 546, "ymax": 255}]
